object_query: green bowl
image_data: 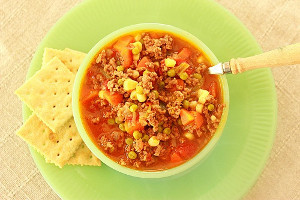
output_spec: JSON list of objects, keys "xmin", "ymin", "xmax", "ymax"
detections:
[{"xmin": 72, "ymin": 23, "xmax": 229, "ymax": 178}]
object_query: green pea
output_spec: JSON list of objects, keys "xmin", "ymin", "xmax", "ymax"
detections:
[
  {"xmin": 152, "ymin": 90, "xmax": 159, "ymax": 99},
  {"xmin": 167, "ymin": 69, "xmax": 176, "ymax": 77},
  {"xmin": 107, "ymin": 118, "xmax": 115, "ymax": 125},
  {"xmin": 128, "ymin": 151, "xmax": 137, "ymax": 159},
  {"xmin": 133, "ymin": 131, "xmax": 142, "ymax": 139},
  {"xmin": 179, "ymin": 72, "xmax": 188, "ymax": 80},
  {"xmin": 125, "ymin": 138, "xmax": 133, "ymax": 145},
  {"xmin": 163, "ymin": 127, "xmax": 171, "ymax": 135},
  {"xmin": 208, "ymin": 104, "xmax": 215, "ymax": 111},
  {"xmin": 157, "ymin": 125, "xmax": 163, "ymax": 133},
  {"xmin": 158, "ymin": 81, "xmax": 165, "ymax": 89},
  {"xmin": 142, "ymin": 135, "xmax": 149, "ymax": 142},
  {"xmin": 119, "ymin": 123, "xmax": 126, "ymax": 132},
  {"xmin": 116, "ymin": 60, "xmax": 121, "ymax": 66},
  {"xmin": 183, "ymin": 100, "xmax": 190, "ymax": 109},
  {"xmin": 193, "ymin": 73, "xmax": 202, "ymax": 80}
]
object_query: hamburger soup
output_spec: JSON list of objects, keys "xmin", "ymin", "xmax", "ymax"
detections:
[{"xmin": 79, "ymin": 31, "xmax": 225, "ymax": 171}]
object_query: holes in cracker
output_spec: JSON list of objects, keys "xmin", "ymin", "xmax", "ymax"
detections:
[
  {"xmin": 69, "ymin": 59, "xmax": 72, "ymax": 62},
  {"xmin": 69, "ymin": 138, "xmax": 72, "ymax": 141},
  {"xmin": 67, "ymin": 92, "xmax": 70, "ymax": 95},
  {"xmin": 55, "ymin": 67, "xmax": 58, "ymax": 70},
  {"xmin": 54, "ymin": 92, "xmax": 57, "ymax": 95},
  {"xmin": 56, "ymin": 140, "xmax": 59, "ymax": 143},
  {"xmin": 66, "ymin": 105, "xmax": 69, "ymax": 108},
  {"xmin": 68, "ymin": 80, "xmax": 71, "ymax": 83},
  {"xmin": 57, "ymin": 153, "xmax": 60, "ymax": 156},
  {"xmin": 69, "ymin": 125, "xmax": 71, "ymax": 128},
  {"xmin": 53, "ymin": 105, "xmax": 56, "ymax": 108},
  {"xmin": 52, "ymin": 118, "xmax": 55, "ymax": 121},
  {"xmin": 54, "ymin": 79, "xmax": 58, "ymax": 83}
]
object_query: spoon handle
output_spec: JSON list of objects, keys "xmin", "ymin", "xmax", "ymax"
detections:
[{"xmin": 229, "ymin": 43, "xmax": 300, "ymax": 74}]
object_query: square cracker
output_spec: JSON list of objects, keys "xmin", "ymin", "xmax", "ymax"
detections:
[
  {"xmin": 15, "ymin": 57, "xmax": 74, "ymax": 132},
  {"xmin": 66, "ymin": 143, "xmax": 101, "ymax": 166},
  {"xmin": 17, "ymin": 114, "xmax": 83, "ymax": 168},
  {"xmin": 42, "ymin": 48, "xmax": 86, "ymax": 74}
]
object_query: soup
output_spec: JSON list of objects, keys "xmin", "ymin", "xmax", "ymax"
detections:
[{"xmin": 79, "ymin": 31, "xmax": 224, "ymax": 171}]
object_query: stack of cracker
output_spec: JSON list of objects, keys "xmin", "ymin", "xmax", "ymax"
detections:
[{"xmin": 15, "ymin": 48, "xmax": 101, "ymax": 168}]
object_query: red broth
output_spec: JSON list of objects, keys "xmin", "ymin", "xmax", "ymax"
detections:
[{"xmin": 79, "ymin": 31, "xmax": 224, "ymax": 171}]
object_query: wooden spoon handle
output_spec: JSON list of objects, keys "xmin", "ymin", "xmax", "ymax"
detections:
[{"xmin": 229, "ymin": 43, "xmax": 300, "ymax": 74}]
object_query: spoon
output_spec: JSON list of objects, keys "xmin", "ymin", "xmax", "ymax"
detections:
[{"xmin": 208, "ymin": 43, "xmax": 300, "ymax": 75}]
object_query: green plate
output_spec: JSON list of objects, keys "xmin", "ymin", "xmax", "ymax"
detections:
[{"xmin": 23, "ymin": 0, "xmax": 277, "ymax": 199}]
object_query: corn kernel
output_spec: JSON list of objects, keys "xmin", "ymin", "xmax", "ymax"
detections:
[
  {"xmin": 143, "ymin": 70, "xmax": 149, "ymax": 76},
  {"xmin": 190, "ymin": 101, "xmax": 197, "ymax": 109},
  {"xmin": 134, "ymin": 34, "xmax": 141, "ymax": 41},
  {"xmin": 117, "ymin": 65, "xmax": 124, "ymax": 71},
  {"xmin": 148, "ymin": 136, "xmax": 160, "ymax": 147},
  {"xmin": 123, "ymin": 79, "xmax": 138, "ymax": 91},
  {"xmin": 129, "ymin": 104, "xmax": 138, "ymax": 112},
  {"xmin": 133, "ymin": 42, "xmax": 142, "ymax": 51},
  {"xmin": 98, "ymin": 90, "xmax": 105, "ymax": 99},
  {"xmin": 196, "ymin": 103, "xmax": 204, "ymax": 113},
  {"xmin": 133, "ymin": 53, "xmax": 140, "ymax": 61},
  {"xmin": 137, "ymin": 93, "xmax": 147, "ymax": 102},
  {"xmin": 133, "ymin": 131, "xmax": 142, "ymax": 139},
  {"xmin": 165, "ymin": 58, "xmax": 176, "ymax": 67},
  {"xmin": 132, "ymin": 70, "xmax": 139, "ymax": 78},
  {"xmin": 117, "ymin": 79, "xmax": 124, "ymax": 85},
  {"xmin": 211, "ymin": 115, "xmax": 217, "ymax": 122},
  {"xmin": 130, "ymin": 90, "xmax": 137, "ymax": 100},
  {"xmin": 184, "ymin": 132, "xmax": 195, "ymax": 140},
  {"xmin": 136, "ymin": 85, "xmax": 144, "ymax": 94},
  {"xmin": 132, "ymin": 47, "xmax": 140, "ymax": 55},
  {"xmin": 198, "ymin": 89, "xmax": 209, "ymax": 104}
]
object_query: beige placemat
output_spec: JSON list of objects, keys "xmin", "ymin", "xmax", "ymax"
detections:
[{"xmin": 0, "ymin": 0, "xmax": 299, "ymax": 199}]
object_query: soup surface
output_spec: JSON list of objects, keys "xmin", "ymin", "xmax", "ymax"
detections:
[{"xmin": 79, "ymin": 31, "xmax": 224, "ymax": 170}]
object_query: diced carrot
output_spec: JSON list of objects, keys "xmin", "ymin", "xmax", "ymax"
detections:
[
  {"xmin": 170, "ymin": 152, "xmax": 182, "ymax": 163},
  {"xmin": 137, "ymin": 56, "xmax": 150, "ymax": 68},
  {"xmin": 185, "ymin": 67, "xmax": 194, "ymax": 75},
  {"xmin": 149, "ymin": 32, "xmax": 160, "ymax": 39},
  {"xmin": 191, "ymin": 111, "xmax": 204, "ymax": 128},
  {"xmin": 209, "ymin": 81, "xmax": 217, "ymax": 98},
  {"xmin": 168, "ymin": 79, "xmax": 184, "ymax": 92},
  {"xmin": 82, "ymin": 90, "xmax": 99, "ymax": 104},
  {"xmin": 120, "ymin": 48, "xmax": 133, "ymax": 68},
  {"xmin": 113, "ymin": 35, "xmax": 134, "ymax": 52},
  {"xmin": 180, "ymin": 109, "xmax": 195, "ymax": 125},
  {"xmin": 175, "ymin": 48, "xmax": 191, "ymax": 63},
  {"xmin": 176, "ymin": 141, "xmax": 198, "ymax": 159},
  {"xmin": 103, "ymin": 91, "xmax": 123, "ymax": 106},
  {"xmin": 124, "ymin": 120, "xmax": 144, "ymax": 134}
]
